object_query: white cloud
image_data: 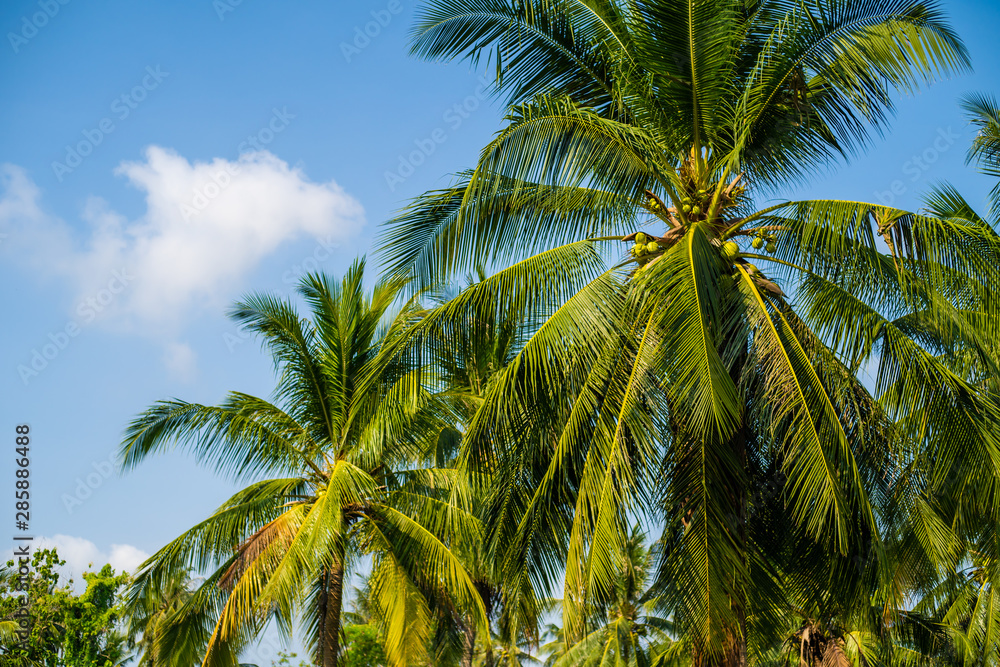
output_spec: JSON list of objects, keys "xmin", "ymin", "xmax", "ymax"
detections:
[
  {"xmin": 3, "ymin": 535, "xmax": 151, "ymax": 589},
  {"xmin": 38, "ymin": 535, "xmax": 150, "ymax": 575},
  {"xmin": 0, "ymin": 148, "xmax": 365, "ymax": 333},
  {"xmin": 0, "ymin": 165, "xmax": 78, "ymax": 280},
  {"xmin": 107, "ymin": 543, "xmax": 151, "ymax": 573}
]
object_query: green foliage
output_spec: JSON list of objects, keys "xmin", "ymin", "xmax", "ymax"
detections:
[
  {"xmin": 381, "ymin": 1, "xmax": 1000, "ymax": 665},
  {"xmin": 271, "ymin": 649, "xmax": 311, "ymax": 667},
  {"xmin": 0, "ymin": 548, "xmax": 131, "ymax": 667},
  {"xmin": 121, "ymin": 259, "xmax": 486, "ymax": 667},
  {"xmin": 1, "ymin": 548, "xmax": 66, "ymax": 665},
  {"xmin": 341, "ymin": 625, "xmax": 386, "ymax": 667},
  {"xmin": 62, "ymin": 565, "xmax": 131, "ymax": 667}
]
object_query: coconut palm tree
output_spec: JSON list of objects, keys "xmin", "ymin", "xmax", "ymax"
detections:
[
  {"xmin": 380, "ymin": 2, "xmax": 1000, "ymax": 665},
  {"xmin": 0, "ymin": 621, "xmax": 18, "ymax": 641},
  {"xmin": 963, "ymin": 93, "xmax": 1000, "ymax": 214},
  {"xmin": 0, "ymin": 619, "xmax": 27, "ymax": 663},
  {"xmin": 414, "ymin": 272, "xmax": 537, "ymax": 667},
  {"xmin": 125, "ymin": 567, "xmax": 203, "ymax": 667},
  {"xmin": 119, "ymin": 260, "xmax": 486, "ymax": 667},
  {"xmin": 879, "ymin": 93, "xmax": 1000, "ymax": 667},
  {"xmin": 0, "ymin": 565, "xmax": 20, "ymax": 652},
  {"xmin": 296, "ymin": 273, "xmax": 533, "ymax": 667},
  {"xmin": 544, "ymin": 526, "xmax": 674, "ymax": 667}
]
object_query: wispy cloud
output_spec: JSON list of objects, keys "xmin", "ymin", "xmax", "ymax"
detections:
[
  {"xmin": 1, "ymin": 148, "xmax": 365, "ymax": 372},
  {"xmin": 5, "ymin": 535, "xmax": 150, "ymax": 589}
]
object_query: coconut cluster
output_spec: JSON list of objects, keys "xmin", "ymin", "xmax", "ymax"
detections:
[
  {"xmin": 750, "ymin": 230, "xmax": 778, "ymax": 254},
  {"xmin": 631, "ymin": 231, "xmax": 661, "ymax": 260},
  {"xmin": 676, "ymin": 183, "xmax": 746, "ymax": 222}
]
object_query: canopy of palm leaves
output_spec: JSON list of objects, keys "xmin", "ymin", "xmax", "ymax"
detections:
[
  {"xmin": 874, "ymin": 93, "xmax": 1000, "ymax": 667},
  {"xmin": 379, "ymin": 1, "xmax": 1000, "ymax": 665},
  {"xmin": 126, "ymin": 567, "xmax": 200, "ymax": 667},
  {"xmin": 120, "ymin": 260, "xmax": 487, "ymax": 667},
  {"xmin": 544, "ymin": 526, "xmax": 673, "ymax": 667},
  {"xmin": 0, "ymin": 620, "xmax": 21, "ymax": 647},
  {"xmin": 411, "ymin": 271, "xmax": 539, "ymax": 667}
]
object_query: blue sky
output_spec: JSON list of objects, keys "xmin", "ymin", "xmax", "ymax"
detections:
[{"xmin": 2, "ymin": 0, "xmax": 1000, "ymax": 659}]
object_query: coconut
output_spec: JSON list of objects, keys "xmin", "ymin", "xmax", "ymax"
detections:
[
  {"xmin": 636, "ymin": 232, "xmax": 647, "ymax": 244},
  {"xmin": 721, "ymin": 241, "xmax": 740, "ymax": 260},
  {"xmin": 765, "ymin": 242, "xmax": 777, "ymax": 254},
  {"xmin": 646, "ymin": 241, "xmax": 659, "ymax": 253},
  {"xmin": 751, "ymin": 237, "xmax": 763, "ymax": 250}
]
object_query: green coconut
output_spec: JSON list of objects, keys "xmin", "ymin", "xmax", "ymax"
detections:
[
  {"xmin": 721, "ymin": 241, "xmax": 740, "ymax": 260},
  {"xmin": 751, "ymin": 237, "xmax": 764, "ymax": 250},
  {"xmin": 636, "ymin": 232, "xmax": 647, "ymax": 244},
  {"xmin": 765, "ymin": 242, "xmax": 777, "ymax": 254},
  {"xmin": 646, "ymin": 241, "xmax": 659, "ymax": 253}
]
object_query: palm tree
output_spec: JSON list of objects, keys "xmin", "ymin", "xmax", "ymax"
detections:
[
  {"xmin": 380, "ymin": 2, "xmax": 1000, "ymax": 665},
  {"xmin": 125, "ymin": 567, "xmax": 202, "ymax": 667},
  {"xmin": 0, "ymin": 621, "xmax": 18, "ymax": 641},
  {"xmin": 964, "ymin": 93, "xmax": 1000, "ymax": 214},
  {"xmin": 0, "ymin": 564, "xmax": 19, "ymax": 651},
  {"xmin": 414, "ymin": 272, "xmax": 535, "ymax": 667},
  {"xmin": 309, "ymin": 274, "xmax": 529, "ymax": 667},
  {"xmin": 880, "ymin": 93, "xmax": 1000, "ymax": 667},
  {"xmin": 0, "ymin": 619, "xmax": 25, "ymax": 662},
  {"xmin": 120, "ymin": 260, "xmax": 486, "ymax": 667},
  {"xmin": 544, "ymin": 526, "xmax": 673, "ymax": 667}
]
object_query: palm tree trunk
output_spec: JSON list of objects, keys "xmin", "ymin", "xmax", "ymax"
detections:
[
  {"xmin": 461, "ymin": 622, "xmax": 477, "ymax": 667},
  {"xmin": 319, "ymin": 555, "xmax": 346, "ymax": 667},
  {"xmin": 724, "ymin": 356, "xmax": 749, "ymax": 667},
  {"xmin": 732, "ymin": 416, "xmax": 748, "ymax": 667}
]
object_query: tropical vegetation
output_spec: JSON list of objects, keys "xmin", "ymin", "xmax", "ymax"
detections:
[
  {"xmin": 1, "ymin": 548, "xmax": 131, "ymax": 667},
  {"xmin": 377, "ymin": 0, "xmax": 1000, "ymax": 665},
  {"xmin": 117, "ymin": 261, "xmax": 487, "ymax": 667},
  {"xmin": 6, "ymin": 2, "xmax": 1000, "ymax": 666}
]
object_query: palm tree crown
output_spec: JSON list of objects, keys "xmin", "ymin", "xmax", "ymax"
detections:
[
  {"xmin": 120, "ymin": 260, "xmax": 485, "ymax": 667},
  {"xmin": 379, "ymin": 2, "xmax": 1000, "ymax": 665}
]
